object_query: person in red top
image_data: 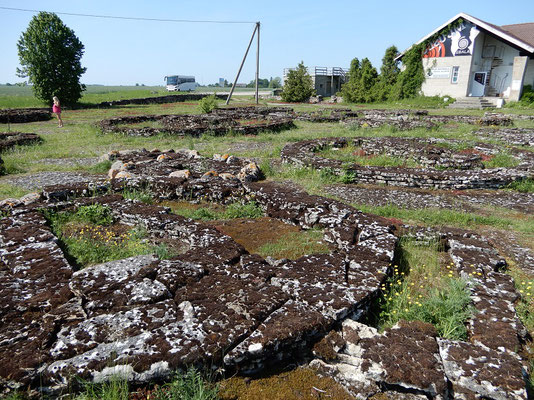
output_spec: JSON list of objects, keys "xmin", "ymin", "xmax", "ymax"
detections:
[{"xmin": 52, "ymin": 96, "xmax": 63, "ymax": 127}]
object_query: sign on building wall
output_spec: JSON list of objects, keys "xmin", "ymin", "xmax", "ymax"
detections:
[
  {"xmin": 423, "ymin": 21, "xmax": 480, "ymax": 58},
  {"xmin": 426, "ymin": 67, "xmax": 451, "ymax": 78}
]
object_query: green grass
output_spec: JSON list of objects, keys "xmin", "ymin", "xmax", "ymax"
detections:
[
  {"xmin": 43, "ymin": 204, "xmax": 171, "ymax": 267},
  {"xmin": 483, "ymin": 152, "xmax": 520, "ymax": 168},
  {"xmin": 317, "ymin": 144, "xmax": 420, "ymax": 168},
  {"xmin": 170, "ymin": 201, "xmax": 263, "ymax": 221},
  {"xmin": 353, "ymin": 203, "xmax": 534, "ymax": 234},
  {"xmin": 122, "ymin": 187, "xmax": 154, "ymax": 204},
  {"xmin": 151, "ymin": 368, "xmax": 218, "ymax": 400},
  {"xmin": 256, "ymin": 228, "xmax": 330, "ymax": 260},
  {"xmin": 88, "ymin": 160, "xmax": 112, "ymax": 174},
  {"xmin": 0, "ymin": 392, "xmax": 27, "ymax": 400},
  {"xmin": 0, "ymin": 183, "xmax": 31, "ymax": 200},
  {"xmin": 506, "ymin": 178, "xmax": 534, "ymax": 193},
  {"xmin": 75, "ymin": 376, "xmax": 129, "ymax": 400},
  {"xmin": 0, "ymin": 85, "xmax": 168, "ymax": 108}
]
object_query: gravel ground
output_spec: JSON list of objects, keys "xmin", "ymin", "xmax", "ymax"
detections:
[
  {"xmin": 34, "ymin": 157, "xmax": 101, "ymax": 167},
  {"xmin": 1, "ymin": 171, "xmax": 105, "ymax": 191}
]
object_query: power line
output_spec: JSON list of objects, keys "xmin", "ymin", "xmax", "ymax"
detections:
[{"xmin": 0, "ymin": 6, "xmax": 257, "ymax": 24}]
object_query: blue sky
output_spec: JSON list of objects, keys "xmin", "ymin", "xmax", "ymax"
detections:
[{"xmin": 1, "ymin": 0, "xmax": 533, "ymax": 86}]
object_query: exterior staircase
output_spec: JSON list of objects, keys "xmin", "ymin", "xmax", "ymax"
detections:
[
  {"xmin": 447, "ymin": 97, "xmax": 498, "ymax": 109},
  {"xmin": 486, "ymin": 57, "xmax": 504, "ymax": 97}
]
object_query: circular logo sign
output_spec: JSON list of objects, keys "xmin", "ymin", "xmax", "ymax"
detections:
[{"xmin": 458, "ymin": 36, "xmax": 469, "ymax": 50}]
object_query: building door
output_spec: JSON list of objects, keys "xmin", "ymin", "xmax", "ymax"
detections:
[{"xmin": 471, "ymin": 72, "xmax": 487, "ymax": 97}]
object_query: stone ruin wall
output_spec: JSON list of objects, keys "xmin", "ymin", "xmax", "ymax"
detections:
[{"xmin": 281, "ymin": 137, "xmax": 534, "ymax": 190}]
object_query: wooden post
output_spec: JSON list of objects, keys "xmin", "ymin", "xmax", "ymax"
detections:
[
  {"xmin": 226, "ymin": 23, "xmax": 258, "ymax": 105},
  {"xmin": 255, "ymin": 22, "xmax": 260, "ymax": 104}
]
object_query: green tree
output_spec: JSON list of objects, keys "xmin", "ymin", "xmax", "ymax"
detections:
[
  {"xmin": 380, "ymin": 45, "xmax": 400, "ymax": 86},
  {"xmin": 374, "ymin": 45, "xmax": 400, "ymax": 101},
  {"xmin": 269, "ymin": 76, "xmax": 282, "ymax": 88},
  {"xmin": 17, "ymin": 12, "xmax": 86, "ymax": 106},
  {"xmin": 246, "ymin": 78, "xmax": 269, "ymax": 88},
  {"xmin": 281, "ymin": 62, "xmax": 315, "ymax": 102},
  {"xmin": 340, "ymin": 58, "xmax": 361, "ymax": 102},
  {"xmin": 340, "ymin": 57, "xmax": 379, "ymax": 103}
]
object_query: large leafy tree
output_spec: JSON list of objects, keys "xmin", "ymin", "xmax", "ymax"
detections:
[
  {"xmin": 17, "ymin": 12, "xmax": 86, "ymax": 106},
  {"xmin": 281, "ymin": 62, "xmax": 315, "ymax": 102}
]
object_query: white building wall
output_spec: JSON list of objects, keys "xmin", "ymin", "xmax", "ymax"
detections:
[
  {"xmin": 421, "ymin": 55, "xmax": 473, "ymax": 97},
  {"xmin": 524, "ymin": 58, "xmax": 534, "ymax": 89}
]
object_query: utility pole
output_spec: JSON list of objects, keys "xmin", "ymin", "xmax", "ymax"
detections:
[
  {"xmin": 226, "ymin": 21, "xmax": 260, "ymax": 105},
  {"xmin": 255, "ymin": 22, "xmax": 260, "ymax": 104}
]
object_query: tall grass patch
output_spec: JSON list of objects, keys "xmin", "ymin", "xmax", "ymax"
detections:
[
  {"xmin": 377, "ymin": 237, "xmax": 473, "ymax": 340},
  {"xmin": 151, "ymin": 368, "xmax": 218, "ymax": 400},
  {"xmin": 483, "ymin": 152, "xmax": 520, "ymax": 168},
  {"xmin": 75, "ymin": 376, "xmax": 129, "ymax": 400},
  {"xmin": 353, "ymin": 203, "xmax": 534, "ymax": 234}
]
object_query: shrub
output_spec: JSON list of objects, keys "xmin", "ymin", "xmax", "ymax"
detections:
[
  {"xmin": 379, "ymin": 264, "xmax": 473, "ymax": 339},
  {"xmin": 198, "ymin": 94, "xmax": 218, "ymax": 113},
  {"xmin": 43, "ymin": 205, "xmax": 173, "ymax": 267},
  {"xmin": 507, "ymin": 178, "xmax": 534, "ymax": 193},
  {"xmin": 72, "ymin": 204, "xmax": 114, "ymax": 225},
  {"xmin": 519, "ymin": 84, "xmax": 534, "ymax": 106}
]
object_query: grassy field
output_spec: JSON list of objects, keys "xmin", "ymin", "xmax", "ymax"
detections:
[
  {"xmin": 0, "ymin": 84, "xmax": 264, "ymax": 108},
  {"xmin": 1, "ymin": 88, "xmax": 534, "ymax": 399}
]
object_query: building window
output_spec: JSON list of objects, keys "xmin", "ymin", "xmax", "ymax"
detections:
[{"xmin": 451, "ymin": 66, "xmax": 460, "ymax": 84}]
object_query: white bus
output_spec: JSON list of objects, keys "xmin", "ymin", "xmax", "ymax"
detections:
[{"xmin": 164, "ymin": 75, "xmax": 197, "ymax": 92}]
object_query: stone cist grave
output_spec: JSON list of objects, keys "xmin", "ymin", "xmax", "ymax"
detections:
[
  {"xmin": 98, "ymin": 107, "xmax": 295, "ymax": 137},
  {"xmin": 0, "ymin": 108, "xmax": 51, "ymax": 124},
  {"xmin": 0, "ymin": 149, "xmax": 530, "ymax": 398},
  {"xmin": 311, "ymin": 227, "xmax": 529, "ymax": 399},
  {"xmin": 340, "ymin": 109, "xmax": 515, "ymax": 130},
  {"xmin": 0, "ymin": 149, "xmax": 397, "ymax": 396},
  {"xmin": 281, "ymin": 136, "xmax": 534, "ymax": 190}
]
